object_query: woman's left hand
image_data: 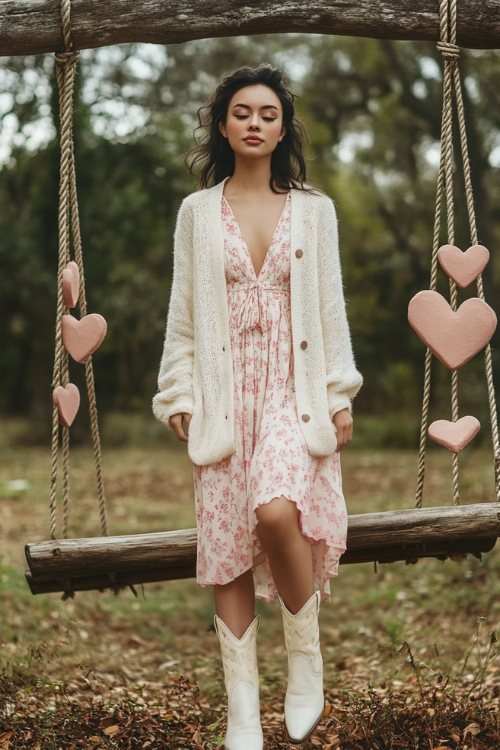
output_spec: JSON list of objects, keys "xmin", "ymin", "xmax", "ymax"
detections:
[{"xmin": 332, "ymin": 408, "xmax": 353, "ymax": 451}]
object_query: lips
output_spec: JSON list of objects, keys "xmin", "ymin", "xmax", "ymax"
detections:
[{"xmin": 244, "ymin": 136, "xmax": 263, "ymax": 144}]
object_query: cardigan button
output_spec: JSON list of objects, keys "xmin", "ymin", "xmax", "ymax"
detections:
[
  {"xmin": 300, "ymin": 340, "xmax": 308, "ymax": 350},
  {"xmin": 301, "ymin": 414, "xmax": 311, "ymax": 423},
  {"xmin": 295, "ymin": 249, "xmax": 304, "ymax": 258}
]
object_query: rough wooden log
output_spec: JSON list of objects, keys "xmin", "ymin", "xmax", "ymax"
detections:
[
  {"xmin": 24, "ymin": 536, "xmax": 498, "ymax": 594},
  {"xmin": 1, "ymin": 0, "xmax": 500, "ymax": 57},
  {"xmin": 25, "ymin": 503, "xmax": 500, "ymax": 594},
  {"xmin": 25, "ymin": 537, "xmax": 498, "ymax": 595}
]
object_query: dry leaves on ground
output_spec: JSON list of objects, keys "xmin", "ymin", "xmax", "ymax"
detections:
[{"xmin": 1, "ymin": 666, "xmax": 499, "ymax": 750}]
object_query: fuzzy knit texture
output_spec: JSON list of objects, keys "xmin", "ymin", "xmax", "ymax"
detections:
[{"xmin": 152, "ymin": 178, "xmax": 362, "ymax": 466}]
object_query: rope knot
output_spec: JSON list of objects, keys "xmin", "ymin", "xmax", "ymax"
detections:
[
  {"xmin": 55, "ymin": 50, "xmax": 79, "ymax": 68},
  {"xmin": 437, "ymin": 41, "xmax": 460, "ymax": 59}
]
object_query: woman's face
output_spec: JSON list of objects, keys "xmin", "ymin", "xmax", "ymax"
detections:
[{"xmin": 220, "ymin": 84, "xmax": 286, "ymax": 160}]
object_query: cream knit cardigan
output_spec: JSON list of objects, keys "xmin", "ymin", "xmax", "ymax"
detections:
[{"xmin": 153, "ymin": 178, "xmax": 362, "ymax": 466}]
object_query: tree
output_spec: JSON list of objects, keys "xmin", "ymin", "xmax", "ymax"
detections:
[
  {"xmin": 0, "ymin": 36, "xmax": 498, "ymax": 440},
  {"xmin": 300, "ymin": 36, "xmax": 499, "ymax": 421}
]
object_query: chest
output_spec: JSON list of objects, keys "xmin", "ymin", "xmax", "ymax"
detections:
[{"xmin": 225, "ymin": 195, "xmax": 288, "ymax": 276}]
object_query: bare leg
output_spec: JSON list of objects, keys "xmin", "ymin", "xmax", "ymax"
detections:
[
  {"xmin": 256, "ymin": 496, "xmax": 314, "ymax": 614},
  {"xmin": 214, "ymin": 568, "xmax": 256, "ymax": 638}
]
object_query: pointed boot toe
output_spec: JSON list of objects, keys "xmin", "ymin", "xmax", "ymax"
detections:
[{"xmin": 284, "ymin": 694, "xmax": 325, "ymax": 744}]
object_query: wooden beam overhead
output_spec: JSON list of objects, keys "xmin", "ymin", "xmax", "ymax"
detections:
[{"xmin": 1, "ymin": 0, "xmax": 500, "ymax": 57}]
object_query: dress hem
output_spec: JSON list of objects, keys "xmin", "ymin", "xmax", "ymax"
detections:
[{"xmin": 252, "ymin": 489, "xmax": 347, "ymax": 552}]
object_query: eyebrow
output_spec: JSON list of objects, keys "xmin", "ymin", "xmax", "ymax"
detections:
[{"xmin": 231, "ymin": 103, "xmax": 279, "ymax": 111}]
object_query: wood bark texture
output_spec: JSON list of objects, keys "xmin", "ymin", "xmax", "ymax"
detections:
[
  {"xmin": 1, "ymin": 0, "xmax": 500, "ymax": 56},
  {"xmin": 25, "ymin": 503, "xmax": 500, "ymax": 594}
]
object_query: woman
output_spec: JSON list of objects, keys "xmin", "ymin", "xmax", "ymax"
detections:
[{"xmin": 153, "ymin": 64, "xmax": 362, "ymax": 749}]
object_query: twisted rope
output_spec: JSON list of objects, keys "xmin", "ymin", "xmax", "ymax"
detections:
[
  {"xmin": 50, "ymin": 46, "xmax": 78, "ymax": 539},
  {"xmin": 415, "ymin": 0, "xmax": 500, "ymax": 507},
  {"xmin": 451, "ymin": 44, "xmax": 500, "ymax": 502},
  {"xmin": 50, "ymin": 0, "xmax": 108, "ymax": 539}
]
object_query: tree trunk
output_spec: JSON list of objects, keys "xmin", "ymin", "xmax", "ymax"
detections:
[{"xmin": 1, "ymin": 1, "xmax": 500, "ymax": 57}]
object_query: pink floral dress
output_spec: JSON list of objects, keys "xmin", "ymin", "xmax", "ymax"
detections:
[{"xmin": 193, "ymin": 193, "xmax": 348, "ymax": 601}]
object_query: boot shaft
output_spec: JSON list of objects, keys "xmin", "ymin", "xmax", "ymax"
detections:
[
  {"xmin": 214, "ymin": 615, "xmax": 263, "ymax": 750},
  {"xmin": 279, "ymin": 591, "xmax": 322, "ymax": 670},
  {"xmin": 214, "ymin": 615, "xmax": 260, "ymax": 691}
]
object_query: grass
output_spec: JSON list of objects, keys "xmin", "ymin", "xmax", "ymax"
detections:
[{"xmin": 0, "ymin": 419, "xmax": 499, "ymax": 747}]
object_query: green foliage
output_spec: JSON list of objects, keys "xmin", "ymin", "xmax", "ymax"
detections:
[{"xmin": 0, "ymin": 38, "xmax": 499, "ymax": 433}]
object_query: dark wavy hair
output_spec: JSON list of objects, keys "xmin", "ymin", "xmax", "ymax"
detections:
[{"xmin": 187, "ymin": 65, "xmax": 309, "ymax": 193}]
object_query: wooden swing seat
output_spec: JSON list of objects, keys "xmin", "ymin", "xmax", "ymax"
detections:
[{"xmin": 25, "ymin": 502, "xmax": 500, "ymax": 595}]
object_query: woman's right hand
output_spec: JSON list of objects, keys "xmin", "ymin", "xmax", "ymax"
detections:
[{"xmin": 168, "ymin": 413, "xmax": 192, "ymax": 442}]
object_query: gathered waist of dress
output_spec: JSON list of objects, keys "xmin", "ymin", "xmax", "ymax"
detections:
[
  {"xmin": 226, "ymin": 280, "xmax": 290, "ymax": 333},
  {"xmin": 226, "ymin": 280, "xmax": 289, "ymax": 293}
]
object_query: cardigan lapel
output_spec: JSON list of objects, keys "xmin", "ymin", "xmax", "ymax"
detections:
[
  {"xmin": 205, "ymin": 178, "xmax": 231, "ymax": 344},
  {"xmin": 290, "ymin": 188, "xmax": 306, "ymax": 256},
  {"xmin": 207, "ymin": 179, "xmax": 226, "ymax": 270},
  {"xmin": 289, "ymin": 188, "xmax": 307, "ymax": 302}
]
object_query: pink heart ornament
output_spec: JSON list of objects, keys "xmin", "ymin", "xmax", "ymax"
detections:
[
  {"xmin": 428, "ymin": 415, "xmax": 480, "ymax": 453},
  {"xmin": 408, "ymin": 290, "xmax": 497, "ymax": 370},
  {"xmin": 53, "ymin": 383, "xmax": 80, "ymax": 427},
  {"xmin": 438, "ymin": 244, "xmax": 490, "ymax": 288},
  {"xmin": 62, "ymin": 313, "xmax": 107, "ymax": 363},
  {"xmin": 62, "ymin": 261, "xmax": 80, "ymax": 308}
]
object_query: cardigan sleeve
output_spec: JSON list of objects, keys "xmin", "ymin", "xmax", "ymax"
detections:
[
  {"xmin": 317, "ymin": 197, "xmax": 363, "ymax": 415},
  {"xmin": 152, "ymin": 198, "xmax": 195, "ymax": 428}
]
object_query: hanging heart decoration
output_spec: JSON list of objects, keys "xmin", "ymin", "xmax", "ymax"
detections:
[
  {"xmin": 437, "ymin": 244, "xmax": 490, "ymax": 288},
  {"xmin": 408, "ymin": 290, "xmax": 497, "ymax": 370},
  {"xmin": 53, "ymin": 383, "xmax": 81, "ymax": 427},
  {"xmin": 62, "ymin": 261, "xmax": 80, "ymax": 308},
  {"xmin": 62, "ymin": 313, "xmax": 107, "ymax": 364},
  {"xmin": 428, "ymin": 415, "xmax": 480, "ymax": 453}
]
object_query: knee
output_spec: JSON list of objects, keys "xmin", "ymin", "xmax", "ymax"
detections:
[{"xmin": 256, "ymin": 497, "xmax": 300, "ymax": 539}]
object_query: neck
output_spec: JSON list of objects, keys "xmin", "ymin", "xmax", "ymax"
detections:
[{"xmin": 227, "ymin": 156, "xmax": 274, "ymax": 195}]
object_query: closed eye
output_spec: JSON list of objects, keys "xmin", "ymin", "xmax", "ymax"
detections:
[{"xmin": 232, "ymin": 115, "xmax": 278, "ymax": 122}]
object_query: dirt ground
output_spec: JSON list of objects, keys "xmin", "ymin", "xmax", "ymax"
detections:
[{"xmin": 0, "ymin": 438, "xmax": 499, "ymax": 748}]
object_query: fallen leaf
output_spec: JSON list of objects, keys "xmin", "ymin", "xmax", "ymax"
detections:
[
  {"xmin": 103, "ymin": 724, "xmax": 121, "ymax": 736},
  {"xmin": 99, "ymin": 717, "xmax": 117, "ymax": 729},
  {"xmin": 463, "ymin": 722, "xmax": 481, "ymax": 737}
]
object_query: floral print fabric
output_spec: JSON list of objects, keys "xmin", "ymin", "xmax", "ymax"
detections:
[{"xmin": 193, "ymin": 194, "xmax": 348, "ymax": 601}]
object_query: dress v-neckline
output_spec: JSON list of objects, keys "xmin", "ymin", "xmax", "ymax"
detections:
[{"xmin": 223, "ymin": 193, "xmax": 289, "ymax": 280}]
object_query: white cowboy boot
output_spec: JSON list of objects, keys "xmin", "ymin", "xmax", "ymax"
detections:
[
  {"xmin": 214, "ymin": 614, "xmax": 263, "ymax": 750},
  {"xmin": 278, "ymin": 590, "xmax": 324, "ymax": 744}
]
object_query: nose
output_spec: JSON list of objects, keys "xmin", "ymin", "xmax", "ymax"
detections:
[{"xmin": 248, "ymin": 113, "xmax": 260, "ymax": 130}]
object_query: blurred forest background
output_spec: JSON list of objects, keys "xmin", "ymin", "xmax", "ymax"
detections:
[{"xmin": 1, "ymin": 34, "xmax": 499, "ymax": 447}]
